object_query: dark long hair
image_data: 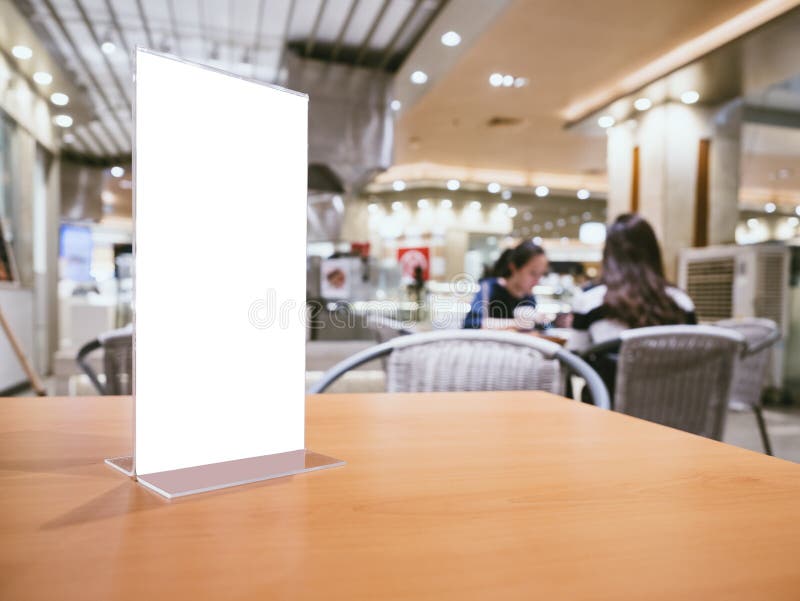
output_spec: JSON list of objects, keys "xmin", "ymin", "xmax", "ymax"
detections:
[
  {"xmin": 493, "ymin": 240, "xmax": 545, "ymax": 278},
  {"xmin": 601, "ymin": 214, "xmax": 687, "ymax": 328}
]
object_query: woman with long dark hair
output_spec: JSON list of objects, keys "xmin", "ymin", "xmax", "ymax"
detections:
[
  {"xmin": 571, "ymin": 214, "xmax": 696, "ymax": 404},
  {"xmin": 463, "ymin": 240, "xmax": 548, "ymax": 329}
]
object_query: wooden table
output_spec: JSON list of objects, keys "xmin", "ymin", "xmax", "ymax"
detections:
[{"xmin": 1, "ymin": 392, "xmax": 799, "ymax": 600}]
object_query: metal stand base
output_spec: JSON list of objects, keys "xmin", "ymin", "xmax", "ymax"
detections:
[{"xmin": 107, "ymin": 449, "xmax": 344, "ymax": 499}]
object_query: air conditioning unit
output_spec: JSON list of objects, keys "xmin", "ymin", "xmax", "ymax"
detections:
[{"xmin": 678, "ymin": 243, "xmax": 790, "ymax": 387}]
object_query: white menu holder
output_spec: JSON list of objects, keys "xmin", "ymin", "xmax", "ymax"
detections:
[{"xmin": 106, "ymin": 49, "xmax": 343, "ymax": 498}]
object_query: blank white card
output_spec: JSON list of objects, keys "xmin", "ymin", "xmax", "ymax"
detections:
[{"xmin": 134, "ymin": 49, "xmax": 308, "ymax": 474}]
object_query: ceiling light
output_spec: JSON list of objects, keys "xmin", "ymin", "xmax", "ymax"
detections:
[
  {"xmin": 787, "ymin": 217, "xmax": 799, "ymax": 227},
  {"xmin": 501, "ymin": 189, "xmax": 512, "ymax": 200},
  {"xmin": 634, "ymin": 97, "xmax": 652, "ymax": 111},
  {"xmin": 62, "ymin": 133, "xmax": 76, "ymax": 144},
  {"xmin": 502, "ymin": 75, "xmax": 514, "ymax": 87},
  {"xmin": 446, "ymin": 179, "xmax": 460, "ymax": 191},
  {"xmin": 33, "ymin": 71, "xmax": 52, "ymax": 85},
  {"xmin": 368, "ymin": 203, "xmax": 379, "ymax": 214},
  {"xmin": 392, "ymin": 201, "xmax": 403, "ymax": 211},
  {"xmin": 523, "ymin": 211, "xmax": 532, "ymax": 221},
  {"xmin": 577, "ymin": 188, "xmax": 591, "ymax": 200},
  {"xmin": 53, "ymin": 115, "xmax": 73, "ymax": 127},
  {"xmin": 513, "ymin": 77, "xmax": 528, "ymax": 88},
  {"xmin": 535, "ymin": 185, "xmax": 549, "ymax": 197},
  {"xmin": 50, "ymin": 92, "xmax": 69, "ymax": 106},
  {"xmin": 390, "ymin": 100, "xmax": 401, "ymax": 111},
  {"xmin": 392, "ymin": 180, "xmax": 406, "ymax": 191},
  {"xmin": 417, "ymin": 198, "xmax": 430, "ymax": 209},
  {"xmin": 441, "ymin": 31, "xmax": 461, "ymax": 47},
  {"xmin": 110, "ymin": 166, "xmax": 125, "ymax": 178},
  {"xmin": 101, "ymin": 190, "xmax": 115, "ymax": 203},
  {"xmin": 101, "ymin": 41, "xmax": 116, "ymax": 54},
  {"xmin": 508, "ymin": 207, "xmax": 518, "ymax": 217},
  {"xmin": 489, "ymin": 73, "xmax": 503, "ymax": 87},
  {"xmin": 544, "ymin": 221, "xmax": 553, "ymax": 230},
  {"xmin": 533, "ymin": 236, "xmax": 542, "ymax": 245},
  {"xmin": 796, "ymin": 206, "xmax": 800, "ymax": 216},
  {"xmin": 12, "ymin": 45, "xmax": 33, "ymax": 60},
  {"xmin": 410, "ymin": 70, "xmax": 428, "ymax": 85},
  {"xmin": 579, "ymin": 222, "xmax": 607, "ymax": 245},
  {"xmin": 765, "ymin": 202, "xmax": 776, "ymax": 214},
  {"xmin": 747, "ymin": 218, "xmax": 759, "ymax": 228},
  {"xmin": 440, "ymin": 199, "xmax": 452, "ymax": 209},
  {"xmin": 469, "ymin": 201, "xmax": 481, "ymax": 210},
  {"xmin": 556, "ymin": 218, "xmax": 566, "ymax": 227},
  {"xmin": 487, "ymin": 182, "xmax": 501, "ymax": 194},
  {"xmin": 680, "ymin": 90, "xmax": 700, "ymax": 104},
  {"xmin": 496, "ymin": 202, "xmax": 508, "ymax": 213},
  {"xmin": 597, "ymin": 115, "xmax": 615, "ymax": 128}
]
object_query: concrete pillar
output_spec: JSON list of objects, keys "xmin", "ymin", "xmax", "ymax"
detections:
[{"xmin": 606, "ymin": 101, "xmax": 741, "ymax": 279}]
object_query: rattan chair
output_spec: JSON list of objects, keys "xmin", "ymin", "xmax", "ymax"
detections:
[
  {"xmin": 308, "ymin": 329, "xmax": 611, "ymax": 409},
  {"xmin": 714, "ymin": 318, "xmax": 781, "ymax": 455},
  {"xmin": 612, "ymin": 325, "xmax": 745, "ymax": 440},
  {"xmin": 365, "ymin": 313, "xmax": 416, "ymax": 344},
  {"xmin": 76, "ymin": 324, "xmax": 133, "ymax": 395}
]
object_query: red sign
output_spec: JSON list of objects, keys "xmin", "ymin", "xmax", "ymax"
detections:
[{"xmin": 397, "ymin": 247, "xmax": 430, "ymax": 280}]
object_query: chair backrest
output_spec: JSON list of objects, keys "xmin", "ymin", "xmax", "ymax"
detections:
[
  {"xmin": 365, "ymin": 314, "xmax": 416, "ymax": 344},
  {"xmin": 76, "ymin": 324, "xmax": 133, "ymax": 395},
  {"xmin": 309, "ymin": 329, "xmax": 611, "ymax": 409},
  {"xmin": 614, "ymin": 325, "xmax": 745, "ymax": 440},
  {"xmin": 714, "ymin": 318, "xmax": 780, "ymax": 409}
]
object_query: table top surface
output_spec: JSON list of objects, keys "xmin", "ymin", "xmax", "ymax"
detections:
[{"xmin": 1, "ymin": 392, "xmax": 798, "ymax": 601}]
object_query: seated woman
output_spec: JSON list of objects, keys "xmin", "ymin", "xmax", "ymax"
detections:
[
  {"xmin": 463, "ymin": 240, "xmax": 548, "ymax": 329},
  {"xmin": 571, "ymin": 213, "xmax": 696, "ymax": 402}
]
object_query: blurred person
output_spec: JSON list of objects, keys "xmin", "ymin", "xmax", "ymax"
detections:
[
  {"xmin": 571, "ymin": 213, "xmax": 696, "ymax": 403},
  {"xmin": 463, "ymin": 240, "xmax": 547, "ymax": 329}
]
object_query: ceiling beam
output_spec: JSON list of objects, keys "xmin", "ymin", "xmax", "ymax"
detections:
[
  {"xmin": 276, "ymin": 0, "xmax": 297, "ymax": 82},
  {"xmin": 135, "ymin": 0, "xmax": 155, "ymax": 49},
  {"xmin": 743, "ymin": 105, "xmax": 800, "ymax": 129},
  {"xmin": 354, "ymin": 0, "xmax": 390, "ymax": 66},
  {"xmin": 103, "ymin": 0, "xmax": 133, "ymax": 74},
  {"xmin": 330, "ymin": 0, "xmax": 360, "ymax": 62},
  {"xmin": 166, "ymin": 0, "xmax": 183, "ymax": 56},
  {"xmin": 40, "ymin": 0, "xmax": 128, "ymax": 153},
  {"xmin": 377, "ymin": 0, "xmax": 421, "ymax": 70},
  {"xmin": 73, "ymin": 0, "xmax": 132, "ymax": 112},
  {"xmin": 305, "ymin": 0, "xmax": 329, "ymax": 57}
]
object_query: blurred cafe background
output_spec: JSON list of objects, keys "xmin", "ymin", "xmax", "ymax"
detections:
[{"xmin": 1, "ymin": 0, "xmax": 800, "ymax": 458}]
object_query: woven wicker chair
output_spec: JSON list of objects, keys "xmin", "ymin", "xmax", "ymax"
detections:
[
  {"xmin": 365, "ymin": 314, "xmax": 416, "ymax": 344},
  {"xmin": 308, "ymin": 329, "xmax": 611, "ymax": 409},
  {"xmin": 714, "ymin": 318, "xmax": 781, "ymax": 455},
  {"xmin": 76, "ymin": 324, "xmax": 133, "ymax": 395},
  {"xmin": 612, "ymin": 325, "xmax": 745, "ymax": 440}
]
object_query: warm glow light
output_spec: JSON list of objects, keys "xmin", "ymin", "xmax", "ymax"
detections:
[
  {"xmin": 501, "ymin": 189, "xmax": 512, "ymax": 200},
  {"xmin": 410, "ymin": 70, "xmax": 428, "ymax": 84},
  {"xmin": 50, "ymin": 92, "xmax": 69, "ymax": 106},
  {"xmin": 514, "ymin": 77, "xmax": 529, "ymax": 88},
  {"xmin": 508, "ymin": 207, "xmax": 518, "ymax": 217},
  {"xmin": 497, "ymin": 203, "xmax": 508, "ymax": 212},
  {"xmin": 487, "ymin": 182, "xmax": 501, "ymax": 194},
  {"xmin": 392, "ymin": 180, "xmax": 406, "ymax": 191},
  {"xmin": 12, "ymin": 45, "xmax": 33, "ymax": 60},
  {"xmin": 53, "ymin": 114, "xmax": 73, "ymax": 127},
  {"xmin": 368, "ymin": 203, "xmax": 379, "ymax": 213},
  {"xmin": 489, "ymin": 73, "xmax": 503, "ymax": 87},
  {"xmin": 469, "ymin": 201, "xmax": 481, "ymax": 210},
  {"xmin": 446, "ymin": 179, "xmax": 460, "ymax": 191},
  {"xmin": 796, "ymin": 205, "xmax": 800, "ymax": 216},
  {"xmin": 440, "ymin": 199, "xmax": 452, "ymax": 209},
  {"xmin": 502, "ymin": 75, "xmax": 514, "ymax": 87},
  {"xmin": 634, "ymin": 97, "xmax": 652, "ymax": 111},
  {"xmin": 597, "ymin": 115, "xmax": 615, "ymax": 128},
  {"xmin": 577, "ymin": 188, "xmax": 591, "ymax": 200},
  {"xmin": 33, "ymin": 71, "xmax": 52, "ymax": 85},
  {"xmin": 390, "ymin": 100, "xmax": 401, "ymax": 111},
  {"xmin": 788, "ymin": 217, "xmax": 799, "ymax": 227},
  {"xmin": 441, "ymin": 31, "xmax": 461, "ymax": 47},
  {"xmin": 747, "ymin": 218, "xmax": 759, "ymax": 228},
  {"xmin": 680, "ymin": 90, "xmax": 700, "ymax": 104},
  {"xmin": 110, "ymin": 166, "xmax": 125, "ymax": 178},
  {"xmin": 765, "ymin": 202, "xmax": 776, "ymax": 213},
  {"xmin": 62, "ymin": 133, "xmax": 76, "ymax": 144},
  {"xmin": 392, "ymin": 201, "xmax": 403, "ymax": 211},
  {"xmin": 417, "ymin": 198, "xmax": 430, "ymax": 209},
  {"xmin": 535, "ymin": 185, "xmax": 549, "ymax": 197}
]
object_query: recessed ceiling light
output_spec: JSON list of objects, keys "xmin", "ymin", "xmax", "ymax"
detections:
[
  {"xmin": 765, "ymin": 202, "xmax": 776, "ymax": 214},
  {"xmin": 33, "ymin": 71, "xmax": 52, "ymax": 85},
  {"xmin": 440, "ymin": 199, "xmax": 452, "ymax": 209},
  {"xmin": 523, "ymin": 211, "xmax": 532, "ymax": 221},
  {"xmin": 62, "ymin": 133, "xmax": 76, "ymax": 144},
  {"xmin": 101, "ymin": 41, "xmax": 116, "ymax": 54},
  {"xmin": 12, "ymin": 45, "xmax": 33, "ymax": 60},
  {"xmin": 508, "ymin": 207, "xmax": 518, "ymax": 217},
  {"xmin": 489, "ymin": 73, "xmax": 503, "ymax": 87},
  {"xmin": 410, "ymin": 70, "xmax": 428, "ymax": 85},
  {"xmin": 747, "ymin": 218, "xmax": 759, "ymax": 228},
  {"xmin": 634, "ymin": 97, "xmax": 652, "ymax": 111},
  {"xmin": 368, "ymin": 203, "xmax": 379, "ymax": 213},
  {"xmin": 497, "ymin": 202, "xmax": 508, "ymax": 212},
  {"xmin": 501, "ymin": 189, "xmax": 512, "ymax": 200},
  {"xmin": 53, "ymin": 114, "xmax": 73, "ymax": 127},
  {"xmin": 487, "ymin": 182, "xmax": 501, "ymax": 194},
  {"xmin": 787, "ymin": 217, "xmax": 799, "ymax": 227},
  {"xmin": 110, "ymin": 166, "xmax": 125, "ymax": 177},
  {"xmin": 597, "ymin": 115, "xmax": 615, "ymax": 128},
  {"xmin": 50, "ymin": 92, "xmax": 69, "ymax": 106},
  {"xmin": 392, "ymin": 201, "xmax": 403, "ymax": 211},
  {"xmin": 390, "ymin": 99, "xmax": 401, "ymax": 111},
  {"xmin": 392, "ymin": 180, "xmax": 406, "ymax": 191},
  {"xmin": 577, "ymin": 188, "xmax": 591, "ymax": 200},
  {"xmin": 441, "ymin": 31, "xmax": 461, "ymax": 47},
  {"xmin": 796, "ymin": 205, "xmax": 800, "ymax": 216},
  {"xmin": 502, "ymin": 75, "xmax": 514, "ymax": 87},
  {"xmin": 535, "ymin": 185, "xmax": 549, "ymax": 197},
  {"xmin": 446, "ymin": 179, "xmax": 460, "ymax": 191},
  {"xmin": 556, "ymin": 218, "xmax": 566, "ymax": 227},
  {"xmin": 469, "ymin": 201, "xmax": 481, "ymax": 210},
  {"xmin": 680, "ymin": 90, "xmax": 700, "ymax": 104},
  {"xmin": 513, "ymin": 77, "xmax": 528, "ymax": 88},
  {"xmin": 417, "ymin": 198, "xmax": 430, "ymax": 209}
]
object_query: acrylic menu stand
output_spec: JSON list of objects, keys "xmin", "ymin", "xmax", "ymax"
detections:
[{"xmin": 106, "ymin": 48, "xmax": 343, "ymax": 499}]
